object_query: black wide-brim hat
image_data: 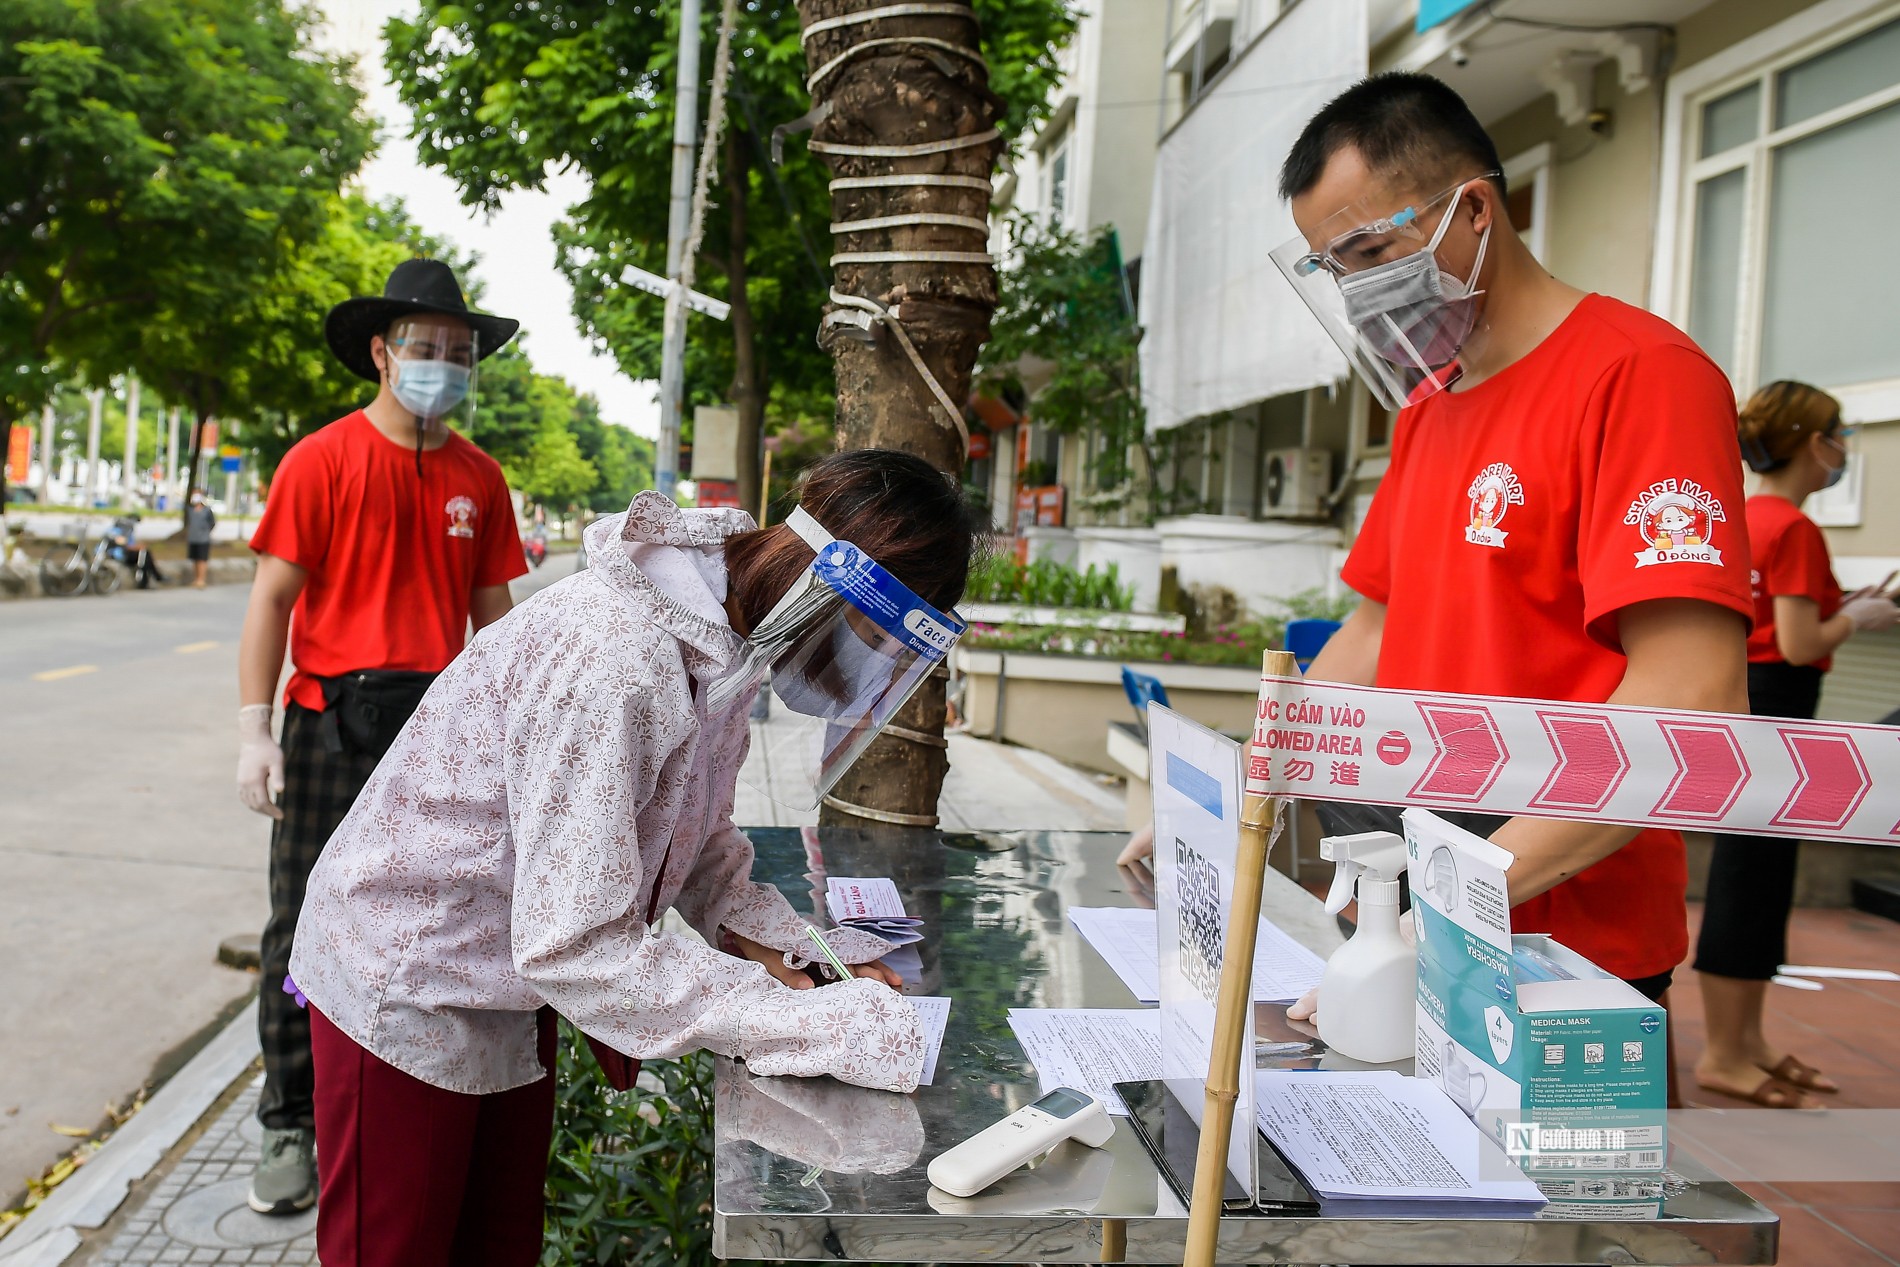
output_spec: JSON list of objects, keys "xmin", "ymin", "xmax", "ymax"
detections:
[{"xmin": 324, "ymin": 258, "xmax": 521, "ymax": 383}]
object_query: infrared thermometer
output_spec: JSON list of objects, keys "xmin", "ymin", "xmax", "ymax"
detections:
[{"xmin": 926, "ymin": 1088, "xmax": 1116, "ymax": 1198}]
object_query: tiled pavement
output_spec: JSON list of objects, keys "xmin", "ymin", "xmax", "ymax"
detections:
[
  {"xmin": 1672, "ymin": 903, "xmax": 1900, "ymax": 1267},
  {"xmin": 86, "ymin": 1078, "xmax": 313, "ymax": 1265}
]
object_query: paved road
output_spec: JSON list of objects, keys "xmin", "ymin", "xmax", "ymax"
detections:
[{"xmin": 0, "ymin": 551, "xmax": 577, "ymax": 1203}]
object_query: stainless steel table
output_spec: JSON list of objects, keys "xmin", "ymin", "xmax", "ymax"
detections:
[{"xmin": 713, "ymin": 828, "xmax": 1777, "ymax": 1264}]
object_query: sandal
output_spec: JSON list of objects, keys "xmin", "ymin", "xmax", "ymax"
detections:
[
  {"xmin": 1696, "ymin": 1073, "xmax": 1819, "ymax": 1109},
  {"xmin": 1760, "ymin": 1054, "xmax": 1838, "ymax": 1094}
]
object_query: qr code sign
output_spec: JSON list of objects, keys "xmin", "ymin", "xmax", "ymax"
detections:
[{"xmin": 1622, "ymin": 1040, "xmax": 1644, "ymax": 1062}]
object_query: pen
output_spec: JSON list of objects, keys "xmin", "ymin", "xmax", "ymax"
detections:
[{"xmin": 805, "ymin": 924, "xmax": 855, "ymax": 983}]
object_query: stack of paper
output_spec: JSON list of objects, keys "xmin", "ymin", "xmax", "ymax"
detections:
[
  {"xmin": 1005, "ymin": 1008, "xmax": 1162, "ymax": 1115},
  {"xmin": 827, "ymin": 877, "xmax": 925, "ymax": 947},
  {"xmin": 1067, "ymin": 906, "xmax": 1326, "ymax": 1004},
  {"xmin": 1254, "ymin": 1070, "xmax": 1546, "ymax": 1213}
]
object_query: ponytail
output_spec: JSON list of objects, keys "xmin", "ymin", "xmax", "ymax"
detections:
[{"xmin": 1738, "ymin": 380, "xmax": 1840, "ymax": 474}]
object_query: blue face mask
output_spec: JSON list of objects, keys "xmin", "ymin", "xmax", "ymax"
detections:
[
  {"xmin": 1821, "ymin": 434, "xmax": 1849, "ymax": 490},
  {"xmin": 390, "ymin": 359, "xmax": 471, "ymax": 419}
]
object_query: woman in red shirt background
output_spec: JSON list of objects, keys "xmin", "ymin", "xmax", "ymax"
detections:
[{"xmin": 1694, "ymin": 381, "xmax": 1898, "ymax": 1107}]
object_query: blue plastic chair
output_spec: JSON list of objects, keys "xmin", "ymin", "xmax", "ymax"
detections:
[
  {"xmin": 1121, "ymin": 666, "xmax": 1170, "ymax": 738},
  {"xmin": 1285, "ymin": 618, "xmax": 1342, "ymax": 673}
]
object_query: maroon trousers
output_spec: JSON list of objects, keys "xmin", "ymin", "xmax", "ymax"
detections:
[{"xmin": 309, "ymin": 1006, "xmax": 557, "ymax": 1266}]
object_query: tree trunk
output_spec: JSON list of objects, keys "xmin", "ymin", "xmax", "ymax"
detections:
[
  {"xmin": 795, "ymin": 0, "xmax": 1000, "ymax": 828},
  {"xmin": 725, "ymin": 127, "xmax": 765, "ymax": 522}
]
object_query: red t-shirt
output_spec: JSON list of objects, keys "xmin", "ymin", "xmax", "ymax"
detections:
[
  {"xmin": 1342, "ymin": 295, "xmax": 1754, "ymax": 980},
  {"xmin": 251, "ymin": 411, "xmax": 527, "ymax": 712},
  {"xmin": 1745, "ymin": 494, "xmax": 1841, "ymax": 670}
]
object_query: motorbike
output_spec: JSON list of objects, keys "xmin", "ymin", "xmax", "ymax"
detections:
[
  {"xmin": 523, "ymin": 529, "xmax": 548, "ymax": 569},
  {"xmin": 105, "ymin": 515, "xmax": 166, "ymax": 589}
]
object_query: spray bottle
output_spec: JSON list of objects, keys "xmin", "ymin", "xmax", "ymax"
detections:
[{"xmin": 1316, "ymin": 831, "xmax": 1416, "ymax": 1064}]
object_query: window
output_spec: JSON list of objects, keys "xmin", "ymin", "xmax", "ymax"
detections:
[
  {"xmin": 1501, "ymin": 144, "xmax": 1551, "ymax": 265},
  {"xmin": 1676, "ymin": 11, "xmax": 1900, "ymax": 393},
  {"xmin": 1046, "ymin": 138, "xmax": 1070, "ymax": 227}
]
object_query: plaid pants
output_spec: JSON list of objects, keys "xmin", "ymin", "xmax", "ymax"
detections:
[{"xmin": 258, "ymin": 703, "xmax": 381, "ymax": 1131}]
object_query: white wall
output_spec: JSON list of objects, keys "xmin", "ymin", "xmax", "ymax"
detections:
[{"xmin": 1159, "ymin": 516, "xmax": 1342, "ymax": 615}]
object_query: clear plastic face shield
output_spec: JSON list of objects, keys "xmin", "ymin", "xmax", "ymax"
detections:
[
  {"xmin": 1270, "ymin": 172, "xmax": 1499, "ymax": 411},
  {"xmin": 380, "ymin": 314, "xmax": 480, "ymax": 436},
  {"xmin": 707, "ymin": 506, "xmax": 968, "ymax": 811}
]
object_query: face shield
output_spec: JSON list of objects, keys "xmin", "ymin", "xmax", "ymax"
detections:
[
  {"xmin": 383, "ymin": 315, "xmax": 481, "ymax": 436},
  {"xmin": 1271, "ymin": 172, "xmax": 1498, "ymax": 411},
  {"xmin": 707, "ymin": 506, "xmax": 968, "ymax": 811}
]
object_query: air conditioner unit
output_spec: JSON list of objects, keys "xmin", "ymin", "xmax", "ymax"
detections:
[{"xmin": 1260, "ymin": 447, "xmax": 1330, "ymax": 519}]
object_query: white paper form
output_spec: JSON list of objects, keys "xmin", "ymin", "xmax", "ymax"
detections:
[
  {"xmin": 903, "ymin": 997, "xmax": 952, "ymax": 1086},
  {"xmin": 1006, "ymin": 1008, "xmax": 1162, "ymax": 1116},
  {"xmin": 1254, "ymin": 1071, "xmax": 1545, "ymax": 1207},
  {"xmin": 1068, "ymin": 906, "xmax": 1325, "ymax": 1004}
]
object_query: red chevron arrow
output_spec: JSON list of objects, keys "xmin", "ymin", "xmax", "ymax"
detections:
[
  {"xmin": 1531, "ymin": 712, "xmax": 1630, "ymax": 812},
  {"xmin": 1409, "ymin": 703, "xmax": 1508, "ymax": 802},
  {"xmin": 1772, "ymin": 730, "xmax": 1870, "ymax": 830},
  {"xmin": 1651, "ymin": 721, "xmax": 1748, "ymax": 820}
]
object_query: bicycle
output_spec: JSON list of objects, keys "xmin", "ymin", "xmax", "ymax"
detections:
[{"xmin": 39, "ymin": 527, "xmax": 123, "ymax": 597}]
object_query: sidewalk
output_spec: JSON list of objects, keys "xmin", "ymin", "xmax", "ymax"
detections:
[{"xmin": 0, "ymin": 725, "xmax": 1124, "ymax": 1265}]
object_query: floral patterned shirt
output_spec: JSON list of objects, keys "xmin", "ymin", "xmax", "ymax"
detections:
[{"xmin": 290, "ymin": 495, "xmax": 925, "ymax": 1096}]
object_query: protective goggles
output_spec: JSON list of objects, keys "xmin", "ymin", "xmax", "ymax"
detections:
[
  {"xmin": 708, "ymin": 506, "xmax": 967, "ymax": 811},
  {"xmin": 1271, "ymin": 173, "xmax": 1499, "ymax": 411},
  {"xmin": 1283, "ymin": 174, "xmax": 1493, "ymax": 279},
  {"xmin": 384, "ymin": 315, "xmax": 481, "ymax": 428}
]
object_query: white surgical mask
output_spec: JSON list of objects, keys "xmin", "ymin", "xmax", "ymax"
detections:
[
  {"xmin": 771, "ymin": 620, "xmax": 897, "ymax": 718},
  {"xmin": 390, "ymin": 359, "xmax": 471, "ymax": 420},
  {"xmin": 1336, "ymin": 182, "xmax": 1490, "ymax": 372}
]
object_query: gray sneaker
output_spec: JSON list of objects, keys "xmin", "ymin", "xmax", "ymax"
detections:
[{"xmin": 248, "ymin": 1126, "xmax": 317, "ymax": 1215}]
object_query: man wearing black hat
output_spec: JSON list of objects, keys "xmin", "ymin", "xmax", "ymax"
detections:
[{"xmin": 234, "ymin": 259, "xmax": 528, "ymax": 1215}]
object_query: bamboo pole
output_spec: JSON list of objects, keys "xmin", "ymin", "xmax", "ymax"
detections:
[{"xmin": 1182, "ymin": 647, "xmax": 1298, "ymax": 1267}]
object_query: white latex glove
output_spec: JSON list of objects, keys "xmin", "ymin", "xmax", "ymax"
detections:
[
  {"xmin": 1842, "ymin": 592, "xmax": 1899, "ymax": 632},
  {"xmin": 237, "ymin": 704, "xmax": 286, "ymax": 819}
]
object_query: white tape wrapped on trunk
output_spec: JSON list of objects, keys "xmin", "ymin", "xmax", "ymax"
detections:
[
  {"xmin": 830, "ymin": 174, "xmax": 992, "ymax": 193},
  {"xmin": 824, "ymin": 288, "xmax": 971, "ymax": 454},
  {"xmin": 831, "ymin": 213, "xmax": 991, "ymax": 235},
  {"xmin": 808, "ymin": 128, "xmax": 999, "ymax": 158},
  {"xmin": 822, "ymin": 794, "xmax": 940, "ymax": 828},
  {"xmin": 800, "ymin": 3, "xmax": 975, "ymax": 42},
  {"xmin": 807, "ymin": 36, "xmax": 984, "ymax": 93},
  {"xmin": 831, "ymin": 250, "xmax": 992, "ymax": 266}
]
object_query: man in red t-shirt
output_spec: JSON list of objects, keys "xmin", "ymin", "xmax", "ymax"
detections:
[
  {"xmin": 233, "ymin": 259, "xmax": 527, "ymax": 1215},
  {"xmin": 1278, "ymin": 75, "xmax": 1753, "ymax": 1003}
]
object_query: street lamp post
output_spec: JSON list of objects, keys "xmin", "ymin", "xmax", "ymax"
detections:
[
  {"xmin": 122, "ymin": 375, "xmax": 141, "ymax": 507},
  {"xmin": 655, "ymin": 0, "xmax": 703, "ymax": 502}
]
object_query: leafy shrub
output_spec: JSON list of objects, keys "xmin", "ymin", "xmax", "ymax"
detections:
[
  {"xmin": 962, "ymin": 588, "xmax": 1357, "ymax": 666},
  {"xmin": 966, "ymin": 554, "xmax": 1134, "ymax": 611},
  {"xmin": 543, "ymin": 1025, "xmax": 735, "ymax": 1266}
]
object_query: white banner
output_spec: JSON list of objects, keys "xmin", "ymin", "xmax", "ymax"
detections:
[
  {"xmin": 1245, "ymin": 676, "xmax": 1900, "ymax": 845},
  {"xmin": 1137, "ymin": 0, "xmax": 1363, "ymax": 432}
]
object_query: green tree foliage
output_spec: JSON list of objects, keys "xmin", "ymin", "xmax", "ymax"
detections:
[
  {"xmin": 383, "ymin": 0, "xmax": 1076, "ymax": 464},
  {"xmin": 982, "ymin": 214, "xmax": 1146, "ymax": 497},
  {"xmin": 515, "ymin": 423, "xmax": 598, "ymax": 517},
  {"xmin": 0, "ymin": 0, "xmax": 372, "ymax": 427},
  {"xmin": 475, "ymin": 343, "xmax": 657, "ymax": 516}
]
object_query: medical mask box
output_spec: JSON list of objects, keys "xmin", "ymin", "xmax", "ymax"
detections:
[{"xmin": 1404, "ymin": 809, "xmax": 1667, "ymax": 1178}]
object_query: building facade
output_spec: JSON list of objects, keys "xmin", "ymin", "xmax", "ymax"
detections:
[{"xmin": 1131, "ymin": 0, "xmax": 1900, "ymax": 720}]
